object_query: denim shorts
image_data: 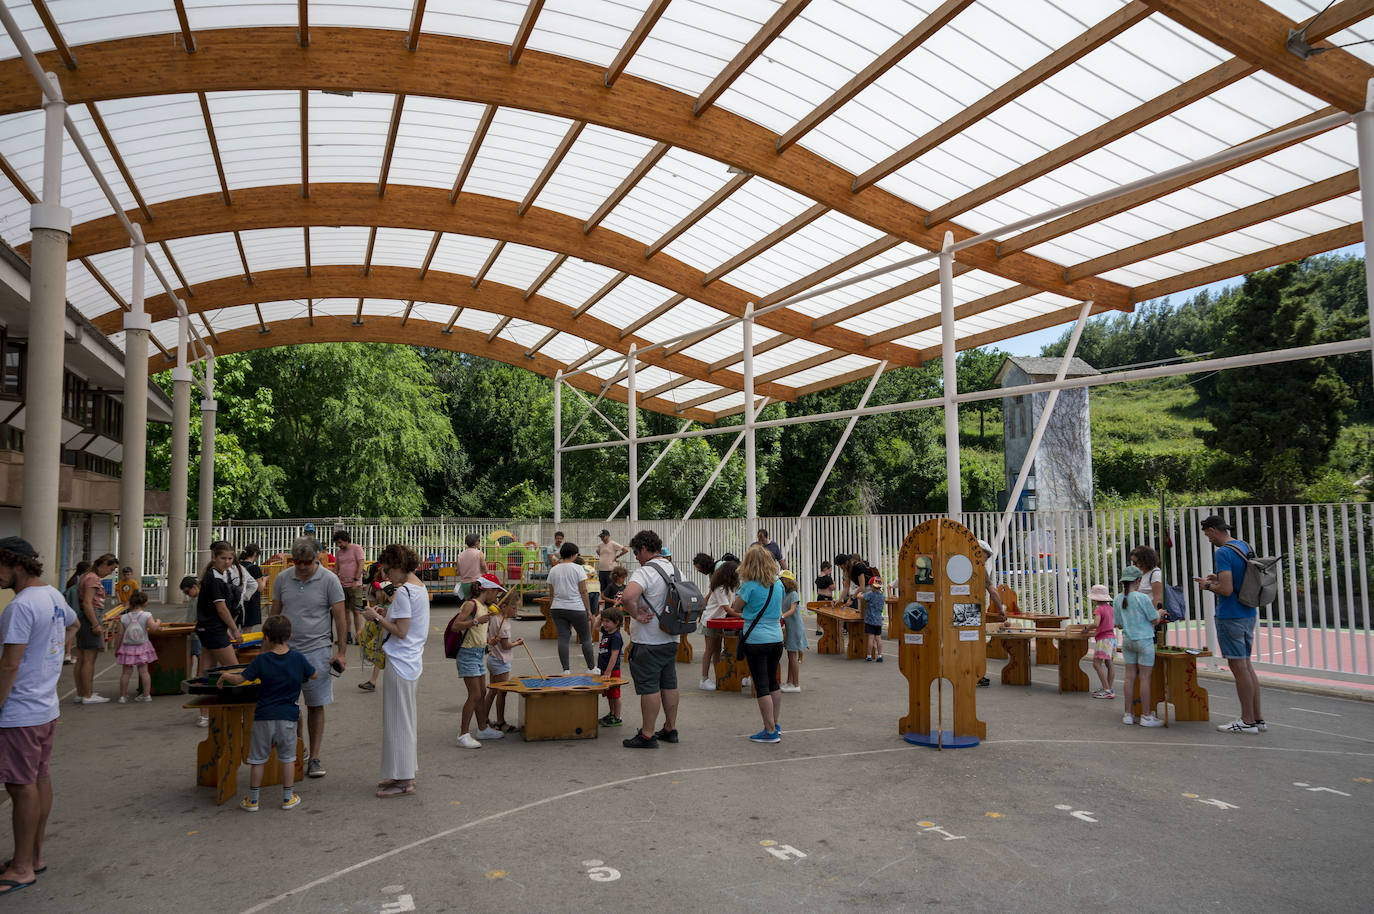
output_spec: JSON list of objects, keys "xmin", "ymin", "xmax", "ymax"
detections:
[
  {"xmin": 1121, "ymin": 638, "xmax": 1155, "ymax": 667},
  {"xmin": 1216, "ymin": 616, "xmax": 1256, "ymax": 660},
  {"xmin": 486, "ymin": 656, "xmax": 511, "ymax": 676},
  {"xmin": 456, "ymin": 646, "xmax": 485, "ymax": 678}
]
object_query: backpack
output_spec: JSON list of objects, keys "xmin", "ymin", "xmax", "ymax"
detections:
[
  {"xmin": 644, "ymin": 559, "xmax": 705, "ymax": 636},
  {"xmin": 443, "ymin": 602, "xmax": 474, "ymax": 660},
  {"xmin": 1163, "ymin": 583, "xmax": 1187, "ymax": 623},
  {"xmin": 123, "ymin": 611, "xmax": 149, "ymax": 645},
  {"xmin": 1223, "ymin": 542, "xmax": 1282, "ymax": 608}
]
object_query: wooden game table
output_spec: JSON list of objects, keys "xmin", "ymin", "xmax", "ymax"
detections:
[
  {"xmin": 1142, "ymin": 648, "xmax": 1212, "ymax": 723},
  {"xmin": 535, "ymin": 597, "xmax": 557, "ymax": 639},
  {"xmin": 487, "ymin": 675, "xmax": 626, "ymax": 741},
  {"xmin": 810, "ymin": 603, "xmax": 866, "ymax": 659},
  {"xmin": 987, "ymin": 629, "xmax": 1037, "ymax": 686},
  {"xmin": 1054, "ymin": 630, "xmax": 1092, "ymax": 693},
  {"xmin": 182, "ymin": 696, "xmax": 305, "ymax": 805},
  {"xmin": 1003, "ymin": 612, "xmax": 1069, "ymax": 664},
  {"xmin": 148, "ymin": 622, "xmax": 197, "ymax": 695}
]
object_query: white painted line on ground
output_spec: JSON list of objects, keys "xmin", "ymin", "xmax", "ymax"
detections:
[
  {"xmin": 59, "ymin": 661, "xmax": 119, "ymax": 702},
  {"xmin": 1291, "ymin": 707, "xmax": 1341, "ymax": 717},
  {"xmin": 237, "ymin": 737, "xmax": 1374, "ymax": 914}
]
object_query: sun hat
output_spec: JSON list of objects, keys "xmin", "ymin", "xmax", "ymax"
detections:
[
  {"xmin": 1120, "ymin": 566, "xmax": 1142, "ymax": 582},
  {"xmin": 779, "ymin": 569, "xmax": 795, "ymax": 581},
  {"xmin": 1088, "ymin": 583, "xmax": 1111, "ymax": 601},
  {"xmin": 476, "ymin": 573, "xmax": 506, "ymax": 591}
]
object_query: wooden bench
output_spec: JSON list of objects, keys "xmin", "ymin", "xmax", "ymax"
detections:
[
  {"xmin": 811, "ymin": 602, "xmax": 865, "ymax": 658},
  {"xmin": 987, "ymin": 629, "xmax": 1036, "ymax": 686}
]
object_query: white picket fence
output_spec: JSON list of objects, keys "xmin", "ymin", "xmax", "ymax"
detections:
[{"xmin": 139, "ymin": 504, "xmax": 1373, "ymax": 685}]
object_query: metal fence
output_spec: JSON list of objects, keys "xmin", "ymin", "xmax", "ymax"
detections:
[{"xmin": 140, "ymin": 503, "xmax": 1372, "ymax": 685}]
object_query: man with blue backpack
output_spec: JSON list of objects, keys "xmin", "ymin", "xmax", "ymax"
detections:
[{"xmin": 1199, "ymin": 515, "xmax": 1266, "ymax": 735}]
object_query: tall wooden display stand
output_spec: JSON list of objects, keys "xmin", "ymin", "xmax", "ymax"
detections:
[{"xmin": 896, "ymin": 518, "xmax": 986, "ymax": 749}]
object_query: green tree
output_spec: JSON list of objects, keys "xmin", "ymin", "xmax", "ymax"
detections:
[
  {"xmin": 1199, "ymin": 262, "xmax": 1353, "ymax": 503},
  {"xmin": 956, "ymin": 347, "xmax": 1007, "ymax": 442}
]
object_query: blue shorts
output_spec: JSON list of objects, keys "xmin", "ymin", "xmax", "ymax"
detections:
[
  {"xmin": 456, "ymin": 646, "xmax": 485, "ymax": 678},
  {"xmin": 1121, "ymin": 638, "xmax": 1155, "ymax": 667},
  {"xmin": 1216, "ymin": 616, "xmax": 1256, "ymax": 660},
  {"xmin": 486, "ymin": 656, "xmax": 511, "ymax": 676}
]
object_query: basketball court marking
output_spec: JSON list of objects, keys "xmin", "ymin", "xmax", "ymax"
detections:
[
  {"xmin": 236, "ymin": 737, "xmax": 1374, "ymax": 914},
  {"xmin": 1290, "ymin": 707, "xmax": 1341, "ymax": 717}
]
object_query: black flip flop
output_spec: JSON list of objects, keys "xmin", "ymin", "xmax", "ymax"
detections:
[
  {"xmin": 0, "ymin": 862, "xmax": 43, "ymax": 875},
  {"xmin": 0, "ymin": 879, "xmax": 35, "ymax": 897}
]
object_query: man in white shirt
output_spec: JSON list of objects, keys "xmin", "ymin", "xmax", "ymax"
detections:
[
  {"xmin": 619, "ymin": 530, "xmax": 680, "ymax": 749},
  {"xmin": 0, "ymin": 537, "xmax": 78, "ymax": 896}
]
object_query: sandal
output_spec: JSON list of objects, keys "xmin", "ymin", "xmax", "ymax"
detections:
[
  {"xmin": 377, "ymin": 779, "xmax": 398, "ymax": 789},
  {"xmin": 376, "ymin": 783, "xmax": 416, "ymax": 799},
  {"xmin": 500, "ymin": 723, "xmax": 519, "ymax": 733}
]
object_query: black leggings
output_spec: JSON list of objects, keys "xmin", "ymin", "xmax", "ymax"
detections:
[
  {"xmin": 743, "ymin": 641, "xmax": 783, "ymax": 697},
  {"xmin": 552, "ymin": 608, "xmax": 596, "ymax": 671}
]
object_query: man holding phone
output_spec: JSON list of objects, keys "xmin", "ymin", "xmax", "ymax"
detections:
[
  {"xmin": 271, "ymin": 537, "xmax": 347, "ymax": 778},
  {"xmin": 1198, "ymin": 515, "xmax": 1264, "ymax": 735}
]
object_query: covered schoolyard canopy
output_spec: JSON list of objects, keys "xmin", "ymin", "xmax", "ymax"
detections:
[{"xmin": 2, "ymin": 0, "xmax": 1372, "ymax": 424}]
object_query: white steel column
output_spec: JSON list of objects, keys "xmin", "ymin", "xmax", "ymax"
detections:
[
  {"xmin": 119, "ymin": 225, "xmax": 150, "ymax": 580},
  {"xmin": 20, "ymin": 72, "xmax": 70, "ymax": 582},
  {"xmin": 1356, "ymin": 77, "xmax": 1374, "ymax": 394},
  {"xmin": 940, "ymin": 232, "xmax": 961, "ymax": 517},
  {"xmin": 627, "ymin": 344, "xmax": 638, "ymax": 528},
  {"xmin": 167, "ymin": 311, "xmax": 191, "ymax": 599},
  {"xmin": 744, "ymin": 303, "xmax": 757, "ymax": 531},
  {"xmin": 197, "ymin": 355, "xmax": 217, "ymax": 568},
  {"xmin": 553, "ymin": 370, "xmax": 562, "ymax": 527}
]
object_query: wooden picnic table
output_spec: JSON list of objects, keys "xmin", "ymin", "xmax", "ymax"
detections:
[
  {"xmin": 987, "ymin": 628, "xmax": 1037, "ymax": 686},
  {"xmin": 1003, "ymin": 612, "xmax": 1069, "ymax": 665},
  {"xmin": 1055, "ymin": 630, "xmax": 1092, "ymax": 693},
  {"xmin": 810, "ymin": 602, "xmax": 865, "ymax": 659}
]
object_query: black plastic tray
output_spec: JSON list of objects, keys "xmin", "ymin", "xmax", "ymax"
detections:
[{"xmin": 182, "ymin": 665, "xmax": 260, "ymax": 699}]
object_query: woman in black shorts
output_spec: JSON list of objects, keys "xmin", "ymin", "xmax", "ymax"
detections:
[{"xmin": 727, "ymin": 546, "xmax": 786, "ymax": 744}]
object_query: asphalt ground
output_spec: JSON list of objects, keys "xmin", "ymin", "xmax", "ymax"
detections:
[{"xmin": 11, "ymin": 611, "xmax": 1373, "ymax": 913}]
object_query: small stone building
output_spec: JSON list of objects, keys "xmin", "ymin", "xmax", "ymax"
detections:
[{"xmin": 994, "ymin": 356, "xmax": 1098, "ymax": 512}]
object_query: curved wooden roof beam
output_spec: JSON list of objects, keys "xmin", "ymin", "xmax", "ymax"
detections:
[
  {"xmin": 94, "ymin": 265, "xmax": 800, "ymax": 403},
  {"xmin": 41, "ymin": 184, "xmax": 924, "ymax": 368},
  {"xmin": 148, "ymin": 314, "xmax": 719, "ymax": 423},
  {"xmin": 0, "ymin": 28, "xmax": 1129, "ymax": 309}
]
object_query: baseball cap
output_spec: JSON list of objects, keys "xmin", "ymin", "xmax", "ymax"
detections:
[
  {"xmin": 599, "ymin": 528, "xmax": 610, "ymax": 537},
  {"xmin": 1200, "ymin": 515, "xmax": 1230, "ymax": 532},
  {"xmin": 0, "ymin": 536, "xmax": 38, "ymax": 559},
  {"xmin": 1120, "ymin": 566, "xmax": 1143, "ymax": 582},
  {"xmin": 476, "ymin": 573, "xmax": 506, "ymax": 591},
  {"xmin": 303, "ymin": 522, "xmax": 316, "ymax": 534},
  {"xmin": 870, "ymin": 576, "xmax": 883, "ymax": 586}
]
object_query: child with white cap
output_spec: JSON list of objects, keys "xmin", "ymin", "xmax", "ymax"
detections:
[{"xmin": 1087, "ymin": 583, "xmax": 1115, "ymax": 699}]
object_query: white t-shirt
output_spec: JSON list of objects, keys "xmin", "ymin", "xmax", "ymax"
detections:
[
  {"xmin": 0, "ymin": 585, "xmax": 77, "ymax": 727},
  {"xmin": 628, "ymin": 556, "xmax": 675, "ymax": 645},
  {"xmin": 381, "ymin": 582, "xmax": 429, "ymax": 681},
  {"xmin": 703, "ymin": 585, "xmax": 734, "ymax": 624},
  {"xmin": 548, "ymin": 562, "xmax": 588, "ymax": 612},
  {"xmin": 1137, "ymin": 567, "xmax": 1162, "ymax": 606}
]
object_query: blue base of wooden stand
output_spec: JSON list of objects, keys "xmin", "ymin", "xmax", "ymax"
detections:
[{"xmin": 903, "ymin": 730, "xmax": 979, "ymax": 749}]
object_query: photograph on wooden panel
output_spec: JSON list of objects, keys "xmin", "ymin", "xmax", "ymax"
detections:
[
  {"xmin": 950, "ymin": 603, "xmax": 982, "ymax": 628},
  {"xmin": 913, "ymin": 555, "xmax": 935, "ymax": 586}
]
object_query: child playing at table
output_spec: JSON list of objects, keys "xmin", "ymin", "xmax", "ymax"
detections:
[
  {"xmin": 597, "ymin": 606, "xmax": 624, "ymax": 727},
  {"xmin": 115, "ymin": 565, "xmax": 140, "ymax": 607},
  {"xmin": 603, "ymin": 565, "xmax": 628, "ymax": 607},
  {"xmin": 481, "ymin": 595, "xmax": 524, "ymax": 733},
  {"xmin": 699, "ymin": 558, "xmax": 739, "ymax": 691},
  {"xmin": 863, "ymin": 576, "xmax": 886, "ymax": 662},
  {"xmin": 219, "ymin": 614, "xmax": 317, "ymax": 811},
  {"xmin": 1116, "ymin": 567, "xmax": 1166, "ymax": 728},
  {"xmin": 1088, "ymin": 583, "xmax": 1115, "ymax": 699},
  {"xmin": 779, "ymin": 570, "xmax": 806, "ymax": 692},
  {"xmin": 114, "ymin": 590, "xmax": 161, "ymax": 703}
]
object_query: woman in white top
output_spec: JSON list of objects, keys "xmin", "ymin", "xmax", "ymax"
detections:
[
  {"xmin": 363, "ymin": 542, "xmax": 430, "ymax": 799},
  {"xmin": 699, "ymin": 559, "xmax": 739, "ymax": 691},
  {"xmin": 548, "ymin": 541, "xmax": 598, "ymax": 675},
  {"xmin": 1131, "ymin": 544, "xmax": 1165, "ymax": 641}
]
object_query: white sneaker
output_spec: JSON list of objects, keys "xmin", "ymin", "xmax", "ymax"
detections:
[
  {"xmin": 1121, "ymin": 714, "xmax": 1136, "ymax": 725},
  {"xmin": 476, "ymin": 727, "xmax": 504, "ymax": 740},
  {"xmin": 585, "ymin": 668, "xmax": 601, "ymax": 677},
  {"xmin": 117, "ymin": 696, "xmax": 129, "ymax": 704},
  {"xmin": 741, "ymin": 677, "xmax": 751, "ymax": 688},
  {"xmin": 699, "ymin": 679, "xmax": 716, "ymax": 691},
  {"xmin": 197, "ymin": 716, "xmax": 210, "ymax": 727},
  {"xmin": 780, "ymin": 684, "xmax": 801, "ymax": 693},
  {"xmin": 81, "ymin": 694, "xmax": 110, "ymax": 705},
  {"xmin": 456, "ymin": 733, "xmax": 481, "ymax": 749},
  {"xmin": 561, "ymin": 669, "xmax": 572, "ymax": 676},
  {"xmin": 1138, "ymin": 714, "xmax": 1164, "ymax": 728},
  {"xmin": 135, "ymin": 695, "xmax": 153, "ymax": 703}
]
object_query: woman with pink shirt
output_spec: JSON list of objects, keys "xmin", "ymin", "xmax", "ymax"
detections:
[
  {"xmin": 333, "ymin": 529, "xmax": 367, "ymax": 645},
  {"xmin": 455, "ymin": 533, "xmax": 485, "ymax": 600},
  {"xmin": 75, "ymin": 553, "xmax": 118, "ymax": 704}
]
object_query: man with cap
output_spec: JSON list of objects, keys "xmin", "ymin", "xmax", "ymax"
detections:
[
  {"xmin": 1200, "ymin": 515, "xmax": 1264, "ymax": 734},
  {"xmin": 0, "ymin": 537, "xmax": 78, "ymax": 896},
  {"xmin": 595, "ymin": 529, "xmax": 628, "ymax": 595}
]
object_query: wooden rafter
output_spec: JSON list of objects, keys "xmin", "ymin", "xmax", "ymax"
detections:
[
  {"xmin": 524, "ymin": 253, "xmax": 567, "ymax": 300},
  {"xmin": 303, "ymin": 227, "xmax": 312, "ymax": 276},
  {"xmin": 676, "ymin": 386, "xmax": 743, "ymax": 412},
  {"xmin": 471, "ymin": 240, "xmax": 505, "ymax": 288},
  {"xmin": 1066, "ymin": 169, "xmax": 1359, "ymax": 283},
  {"xmin": 42, "ymin": 183, "xmax": 924, "ymax": 367},
  {"xmin": 573, "ymin": 271, "xmax": 628, "ymax": 318},
  {"xmin": 362, "ymin": 226, "xmax": 378, "ymax": 276},
  {"xmin": 298, "ymin": 0, "xmax": 309, "ymax": 47},
  {"xmin": 1132, "ymin": 221, "xmax": 1362, "ymax": 304},
  {"xmin": 777, "ymin": 0, "xmax": 973, "ymax": 154},
  {"xmin": 866, "ymin": 285, "xmax": 1036, "ymax": 348},
  {"xmin": 708, "ymin": 333, "xmax": 793, "ymax": 373},
  {"xmin": 254, "ymin": 302, "xmax": 269, "ymax": 332},
  {"xmin": 159, "ymin": 242, "xmax": 194, "ymax": 299},
  {"xmin": 233, "ymin": 231, "xmax": 253, "ymax": 284},
  {"xmin": 605, "ymin": 0, "xmax": 671, "ymax": 87},
  {"xmin": 643, "ymin": 375, "xmax": 693, "ymax": 399},
  {"xmin": 509, "ymin": 0, "xmax": 546, "ymax": 65},
  {"xmin": 584, "ymin": 141, "xmax": 669, "ymax": 234},
  {"xmin": 524, "ymin": 327, "xmax": 559, "ymax": 358},
  {"xmin": 811, "ymin": 263, "xmax": 974, "ymax": 331},
  {"xmin": 81, "ymin": 258, "xmax": 129, "ymax": 312},
  {"xmin": 486, "ymin": 315, "xmax": 513, "ymax": 341},
  {"xmin": 418, "ymin": 231, "xmax": 442, "ymax": 278},
  {"xmin": 377, "ymin": 94, "xmax": 406, "ymax": 196},
  {"xmin": 852, "ymin": 1, "xmax": 1152, "ymax": 191},
  {"xmin": 451, "ymin": 104, "xmax": 496, "ymax": 202},
  {"xmin": 755, "ymin": 348, "xmax": 846, "ymax": 385},
  {"xmin": 198, "ymin": 312, "xmax": 219, "ymax": 344},
  {"xmin": 406, "ymin": 0, "xmax": 427, "ymax": 51},
  {"xmin": 197, "ymin": 92, "xmax": 232, "ymax": 205},
  {"xmin": 353, "ymin": 297, "xmax": 365, "ymax": 325},
  {"xmin": 400, "ymin": 300, "xmax": 415, "ymax": 326},
  {"xmin": 702, "ymin": 202, "xmax": 828, "ymax": 285},
  {"xmin": 86, "ymin": 103, "xmax": 152, "ymax": 220},
  {"xmin": 442, "ymin": 306, "xmax": 462, "ymax": 333},
  {"xmin": 299, "ymin": 90, "xmax": 309, "ymax": 198},
  {"xmin": 620, "ymin": 293, "xmax": 685, "ymax": 339},
  {"xmin": 173, "ymin": 0, "xmax": 197, "ymax": 53},
  {"xmin": 0, "ymin": 31, "xmax": 1130, "ymax": 308},
  {"xmin": 997, "ymin": 106, "xmax": 1343, "ymax": 258},
  {"xmin": 694, "ymin": 0, "xmax": 811, "ymax": 115},
  {"xmin": 148, "ymin": 316, "xmax": 719, "ymax": 421},
  {"xmin": 307, "ymin": 298, "xmax": 313, "ymax": 325},
  {"xmin": 31, "ymin": 0, "xmax": 77, "ymax": 69},
  {"xmin": 0, "ymin": 150, "xmax": 36, "ymax": 203},
  {"xmin": 519, "ymin": 120, "xmax": 584, "ymax": 216},
  {"xmin": 916, "ymin": 301, "xmax": 1116, "ymax": 362},
  {"xmin": 566, "ymin": 346, "xmax": 607, "ymax": 372},
  {"xmin": 646, "ymin": 172, "xmax": 752, "ymax": 258}
]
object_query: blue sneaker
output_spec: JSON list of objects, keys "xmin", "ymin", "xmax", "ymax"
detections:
[
  {"xmin": 749, "ymin": 728, "xmax": 781, "ymax": 743},
  {"xmin": 773, "ymin": 726, "xmax": 782, "ymax": 740}
]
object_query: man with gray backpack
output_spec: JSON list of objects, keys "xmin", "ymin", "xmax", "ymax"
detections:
[{"xmin": 1199, "ymin": 515, "xmax": 1266, "ymax": 735}]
